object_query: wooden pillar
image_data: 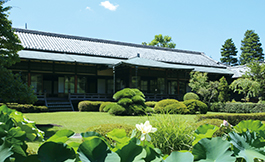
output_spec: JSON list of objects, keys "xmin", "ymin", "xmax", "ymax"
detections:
[
  {"xmin": 165, "ymin": 69, "xmax": 168, "ymax": 94},
  {"xmin": 28, "ymin": 73, "xmax": 31, "ymax": 87},
  {"xmin": 74, "ymin": 75, "xmax": 77, "ymax": 93},
  {"xmin": 74, "ymin": 62, "xmax": 77, "ymax": 93},
  {"xmin": 113, "ymin": 66, "xmax": 115, "ymax": 93}
]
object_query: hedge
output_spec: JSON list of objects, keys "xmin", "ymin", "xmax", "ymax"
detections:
[
  {"xmin": 210, "ymin": 102, "xmax": 265, "ymax": 113},
  {"xmin": 78, "ymin": 101, "xmax": 103, "ymax": 112},
  {"xmin": 0, "ymin": 103, "xmax": 48, "ymax": 113},
  {"xmin": 99, "ymin": 102, "xmax": 112, "ymax": 112},
  {"xmin": 196, "ymin": 113, "xmax": 265, "ymax": 125}
]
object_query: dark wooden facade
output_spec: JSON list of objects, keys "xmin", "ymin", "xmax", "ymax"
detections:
[{"xmin": 10, "ymin": 58, "xmax": 194, "ymax": 101}]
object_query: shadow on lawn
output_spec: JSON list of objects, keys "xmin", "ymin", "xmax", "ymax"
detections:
[{"xmin": 36, "ymin": 124, "xmax": 62, "ymax": 139}]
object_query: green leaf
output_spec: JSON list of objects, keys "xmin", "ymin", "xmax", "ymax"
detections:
[
  {"xmin": 234, "ymin": 120, "xmax": 265, "ymax": 134},
  {"xmin": 0, "ymin": 105, "xmax": 15, "ymax": 116},
  {"xmin": 0, "ymin": 138, "xmax": 13, "ymax": 162},
  {"xmin": 116, "ymin": 137, "xmax": 146, "ymax": 162},
  {"xmin": 193, "ymin": 124, "xmax": 219, "ymax": 146},
  {"xmin": 192, "ymin": 137, "xmax": 236, "ymax": 162},
  {"xmin": 23, "ymin": 155, "xmax": 41, "ymax": 162},
  {"xmin": 10, "ymin": 111, "xmax": 44, "ymax": 141},
  {"xmin": 38, "ymin": 142, "xmax": 76, "ymax": 162},
  {"xmin": 47, "ymin": 129, "xmax": 74, "ymax": 143},
  {"xmin": 6, "ymin": 127, "xmax": 27, "ymax": 157},
  {"xmin": 144, "ymin": 145, "xmax": 163, "ymax": 162},
  {"xmin": 78, "ymin": 136, "xmax": 116, "ymax": 162},
  {"xmin": 229, "ymin": 131, "xmax": 265, "ymax": 162},
  {"xmin": 107, "ymin": 129, "xmax": 131, "ymax": 150},
  {"xmin": 165, "ymin": 151, "xmax": 193, "ymax": 162},
  {"xmin": 67, "ymin": 142, "xmax": 80, "ymax": 153}
]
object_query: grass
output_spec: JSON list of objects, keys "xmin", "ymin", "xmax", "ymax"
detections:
[
  {"xmin": 24, "ymin": 112, "xmax": 197, "ymax": 133},
  {"xmin": 24, "ymin": 112, "xmax": 197, "ymax": 153}
]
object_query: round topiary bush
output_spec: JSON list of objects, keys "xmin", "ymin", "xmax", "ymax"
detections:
[
  {"xmin": 183, "ymin": 92, "xmax": 200, "ymax": 101},
  {"xmin": 78, "ymin": 101, "xmax": 103, "ymax": 112},
  {"xmin": 183, "ymin": 99, "xmax": 208, "ymax": 114},
  {"xmin": 164, "ymin": 102, "xmax": 189, "ymax": 114},
  {"xmin": 99, "ymin": 102, "xmax": 112, "ymax": 112},
  {"xmin": 154, "ymin": 99, "xmax": 179, "ymax": 114}
]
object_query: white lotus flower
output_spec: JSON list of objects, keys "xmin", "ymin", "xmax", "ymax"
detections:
[{"xmin": 136, "ymin": 121, "xmax": 157, "ymax": 141}]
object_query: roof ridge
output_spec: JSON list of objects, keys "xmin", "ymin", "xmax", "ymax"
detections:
[{"xmin": 13, "ymin": 28, "xmax": 203, "ymax": 55}]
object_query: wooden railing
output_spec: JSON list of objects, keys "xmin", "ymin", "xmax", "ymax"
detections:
[
  {"xmin": 36, "ymin": 92, "xmax": 48, "ymax": 107},
  {"xmin": 69, "ymin": 93, "xmax": 113, "ymax": 101},
  {"xmin": 145, "ymin": 94, "xmax": 179, "ymax": 101}
]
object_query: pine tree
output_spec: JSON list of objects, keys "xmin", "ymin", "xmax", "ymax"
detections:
[
  {"xmin": 239, "ymin": 30, "xmax": 263, "ymax": 65},
  {"xmin": 220, "ymin": 38, "xmax": 238, "ymax": 66}
]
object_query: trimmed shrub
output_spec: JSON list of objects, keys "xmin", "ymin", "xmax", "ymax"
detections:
[
  {"xmin": 78, "ymin": 101, "xmax": 103, "ymax": 112},
  {"xmin": 131, "ymin": 95, "xmax": 145, "ymax": 104},
  {"xmin": 210, "ymin": 102, "xmax": 225, "ymax": 112},
  {"xmin": 145, "ymin": 101, "xmax": 157, "ymax": 108},
  {"xmin": 103, "ymin": 103, "xmax": 116, "ymax": 112},
  {"xmin": 154, "ymin": 99, "xmax": 179, "ymax": 113},
  {"xmin": 196, "ymin": 113, "xmax": 265, "ymax": 125},
  {"xmin": 113, "ymin": 88, "xmax": 144, "ymax": 100},
  {"xmin": 0, "ymin": 103, "xmax": 48, "ymax": 113},
  {"xmin": 99, "ymin": 102, "xmax": 112, "ymax": 112},
  {"xmin": 183, "ymin": 92, "xmax": 199, "ymax": 101},
  {"xmin": 117, "ymin": 98, "xmax": 133, "ymax": 106},
  {"xmin": 215, "ymin": 103, "xmax": 265, "ymax": 113},
  {"xmin": 164, "ymin": 102, "xmax": 189, "ymax": 114},
  {"xmin": 112, "ymin": 88, "xmax": 147, "ymax": 116},
  {"xmin": 108, "ymin": 103, "xmax": 127, "ymax": 116},
  {"xmin": 183, "ymin": 99, "xmax": 207, "ymax": 114}
]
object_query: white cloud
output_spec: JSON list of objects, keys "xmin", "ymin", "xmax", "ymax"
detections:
[
  {"xmin": 100, "ymin": 1, "xmax": 119, "ymax": 11},
  {"xmin": 86, "ymin": 6, "xmax": 92, "ymax": 11}
]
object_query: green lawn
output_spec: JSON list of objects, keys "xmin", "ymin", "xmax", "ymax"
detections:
[
  {"xmin": 24, "ymin": 112, "xmax": 197, "ymax": 152},
  {"xmin": 24, "ymin": 112, "xmax": 197, "ymax": 133}
]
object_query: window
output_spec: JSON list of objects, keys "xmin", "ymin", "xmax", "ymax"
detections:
[
  {"xmin": 168, "ymin": 81, "xmax": 178, "ymax": 95},
  {"xmin": 107, "ymin": 79, "xmax": 113, "ymax": 94},
  {"xmin": 140, "ymin": 80, "xmax": 148, "ymax": 93},
  {"xmin": 77, "ymin": 76, "xmax": 87, "ymax": 93},
  {"xmin": 31, "ymin": 74, "xmax": 42, "ymax": 94},
  {"xmin": 64, "ymin": 76, "xmax": 74, "ymax": 93}
]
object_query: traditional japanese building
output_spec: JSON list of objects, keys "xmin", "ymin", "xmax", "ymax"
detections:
[{"xmin": 10, "ymin": 28, "xmax": 233, "ymax": 110}]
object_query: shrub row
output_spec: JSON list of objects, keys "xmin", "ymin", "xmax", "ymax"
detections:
[
  {"xmin": 210, "ymin": 102, "xmax": 265, "ymax": 113},
  {"xmin": 154, "ymin": 99, "xmax": 207, "ymax": 114},
  {"xmin": 0, "ymin": 103, "xmax": 48, "ymax": 113},
  {"xmin": 197, "ymin": 113, "xmax": 265, "ymax": 125},
  {"xmin": 78, "ymin": 101, "xmax": 103, "ymax": 111}
]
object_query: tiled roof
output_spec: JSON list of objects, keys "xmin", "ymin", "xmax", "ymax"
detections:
[
  {"xmin": 14, "ymin": 28, "xmax": 224, "ymax": 68},
  {"xmin": 227, "ymin": 65, "xmax": 248, "ymax": 78}
]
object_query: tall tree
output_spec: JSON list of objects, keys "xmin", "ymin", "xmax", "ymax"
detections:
[
  {"xmin": 0, "ymin": 1, "xmax": 37, "ymax": 103},
  {"xmin": 220, "ymin": 38, "xmax": 238, "ymax": 66},
  {"xmin": 239, "ymin": 30, "xmax": 263, "ymax": 65},
  {"xmin": 142, "ymin": 34, "xmax": 176, "ymax": 48}
]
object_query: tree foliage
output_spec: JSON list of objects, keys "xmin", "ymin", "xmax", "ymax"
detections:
[
  {"xmin": 229, "ymin": 78, "xmax": 260, "ymax": 102},
  {"xmin": 218, "ymin": 76, "xmax": 230, "ymax": 102},
  {"xmin": 142, "ymin": 34, "xmax": 176, "ymax": 48},
  {"xmin": 239, "ymin": 30, "xmax": 264, "ymax": 65},
  {"xmin": 220, "ymin": 38, "xmax": 238, "ymax": 66},
  {"xmin": 243, "ymin": 61, "xmax": 265, "ymax": 99},
  {"xmin": 188, "ymin": 72, "xmax": 219, "ymax": 106},
  {"xmin": 0, "ymin": 1, "xmax": 37, "ymax": 103}
]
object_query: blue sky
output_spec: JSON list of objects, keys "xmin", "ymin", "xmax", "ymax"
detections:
[{"xmin": 5, "ymin": 0, "xmax": 265, "ymax": 62}]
